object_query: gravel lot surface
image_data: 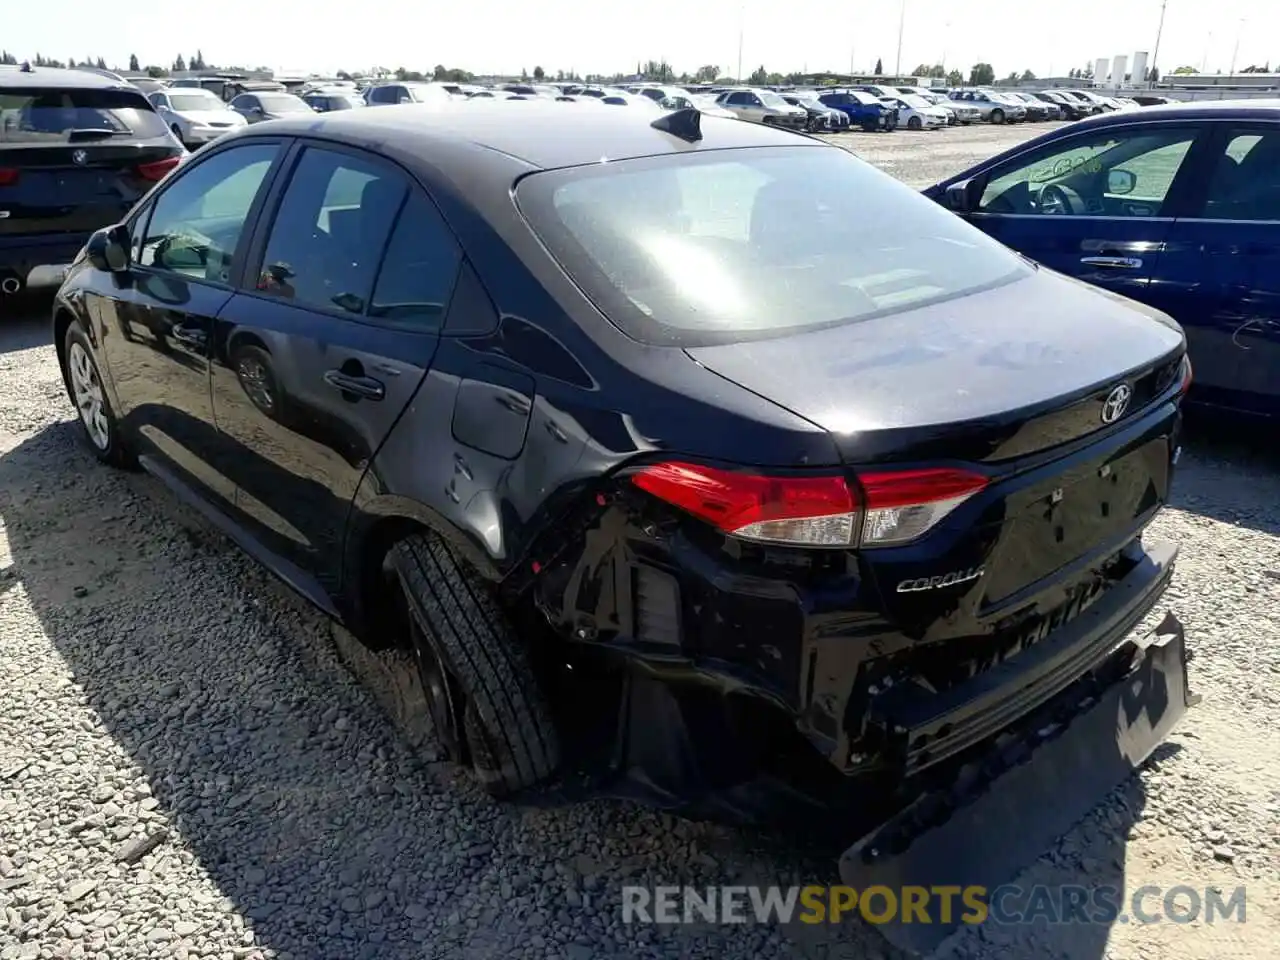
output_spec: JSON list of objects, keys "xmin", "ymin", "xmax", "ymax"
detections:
[{"xmin": 2, "ymin": 123, "xmax": 1278, "ymax": 960}]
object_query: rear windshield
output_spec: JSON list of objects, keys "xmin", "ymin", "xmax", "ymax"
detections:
[
  {"xmin": 0, "ymin": 86, "xmax": 167, "ymax": 142},
  {"xmin": 516, "ymin": 146, "xmax": 1028, "ymax": 347}
]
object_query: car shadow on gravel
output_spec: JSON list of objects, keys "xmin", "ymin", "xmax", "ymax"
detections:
[
  {"xmin": 0, "ymin": 419, "xmax": 1153, "ymax": 960},
  {"xmin": 1175, "ymin": 411, "xmax": 1280, "ymax": 537},
  {"xmin": 0, "ymin": 296, "xmax": 54, "ymax": 355}
]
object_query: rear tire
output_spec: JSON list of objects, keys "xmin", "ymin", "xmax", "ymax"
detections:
[{"xmin": 390, "ymin": 532, "xmax": 560, "ymax": 796}]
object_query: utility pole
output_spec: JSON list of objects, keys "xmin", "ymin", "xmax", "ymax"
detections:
[
  {"xmin": 1201, "ymin": 32, "xmax": 1212, "ymax": 74},
  {"xmin": 1150, "ymin": 0, "xmax": 1168, "ymax": 87},
  {"xmin": 895, "ymin": 0, "xmax": 907, "ymax": 76}
]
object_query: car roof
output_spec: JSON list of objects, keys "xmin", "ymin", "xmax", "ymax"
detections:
[
  {"xmin": 1070, "ymin": 98, "xmax": 1280, "ymax": 128},
  {"xmin": 247, "ymin": 99, "xmax": 824, "ymax": 172},
  {"xmin": 0, "ymin": 64, "xmax": 136, "ymax": 90}
]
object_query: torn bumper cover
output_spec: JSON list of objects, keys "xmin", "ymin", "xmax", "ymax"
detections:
[{"xmin": 838, "ymin": 540, "xmax": 1197, "ymax": 954}]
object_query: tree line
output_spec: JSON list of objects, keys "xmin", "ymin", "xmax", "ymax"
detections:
[{"xmin": 14, "ymin": 48, "xmax": 1274, "ymax": 86}]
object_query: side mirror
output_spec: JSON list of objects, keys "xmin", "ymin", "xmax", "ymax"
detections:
[
  {"xmin": 1107, "ymin": 168, "xmax": 1137, "ymax": 195},
  {"xmin": 944, "ymin": 178, "xmax": 981, "ymax": 213},
  {"xmin": 398, "ymin": 95, "xmax": 413, "ymax": 104},
  {"xmin": 86, "ymin": 225, "xmax": 130, "ymax": 273}
]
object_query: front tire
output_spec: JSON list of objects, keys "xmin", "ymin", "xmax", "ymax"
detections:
[
  {"xmin": 61, "ymin": 322, "xmax": 134, "ymax": 469},
  {"xmin": 390, "ymin": 533, "xmax": 560, "ymax": 796},
  {"xmin": 990, "ymin": 108, "xmax": 1005, "ymax": 124},
  {"xmin": 908, "ymin": 115, "xmax": 923, "ymax": 130}
]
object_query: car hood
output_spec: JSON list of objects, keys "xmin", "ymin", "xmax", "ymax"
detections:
[
  {"xmin": 175, "ymin": 109, "xmax": 244, "ymax": 125},
  {"xmin": 684, "ymin": 266, "xmax": 1184, "ymax": 449}
]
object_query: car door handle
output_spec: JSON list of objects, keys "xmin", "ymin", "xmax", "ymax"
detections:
[
  {"xmin": 323, "ymin": 370, "xmax": 385, "ymax": 400},
  {"xmin": 1080, "ymin": 256, "xmax": 1143, "ymax": 270}
]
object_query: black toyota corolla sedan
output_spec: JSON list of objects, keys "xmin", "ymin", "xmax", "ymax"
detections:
[{"xmin": 53, "ymin": 102, "xmax": 1194, "ymax": 842}]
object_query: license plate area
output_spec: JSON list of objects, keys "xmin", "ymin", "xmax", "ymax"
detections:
[{"xmin": 981, "ymin": 438, "xmax": 1169, "ymax": 605}]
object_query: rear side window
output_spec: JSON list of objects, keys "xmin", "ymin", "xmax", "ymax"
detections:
[
  {"xmin": 369, "ymin": 192, "xmax": 462, "ymax": 330},
  {"xmin": 0, "ymin": 86, "xmax": 168, "ymax": 142},
  {"xmin": 516, "ymin": 146, "xmax": 1027, "ymax": 347},
  {"xmin": 255, "ymin": 147, "xmax": 407, "ymax": 315}
]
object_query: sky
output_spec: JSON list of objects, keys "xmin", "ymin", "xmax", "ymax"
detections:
[{"xmin": 3, "ymin": 0, "xmax": 1278, "ymax": 79}]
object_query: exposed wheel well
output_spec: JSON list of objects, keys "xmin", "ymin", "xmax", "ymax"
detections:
[
  {"xmin": 351, "ymin": 514, "xmax": 431, "ymax": 652},
  {"xmin": 53, "ymin": 308, "xmax": 74, "ymax": 375}
]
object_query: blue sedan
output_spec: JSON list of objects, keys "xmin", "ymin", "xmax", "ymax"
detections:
[{"xmin": 925, "ymin": 100, "xmax": 1280, "ymax": 417}]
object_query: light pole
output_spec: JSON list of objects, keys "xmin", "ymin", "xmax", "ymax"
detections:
[
  {"xmin": 1201, "ymin": 31, "xmax": 1213, "ymax": 74},
  {"xmin": 1227, "ymin": 18, "xmax": 1245, "ymax": 77},
  {"xmin": 895, "ymin": 0, "xmax": 907, "ymax": 76},
  {"xmin": 736, "ymin": 0, "xmax": 745, "ymax": 82},
  {"xmin": 1150, "ymin": 0, "xmax": 1168, "ymax": 87}
]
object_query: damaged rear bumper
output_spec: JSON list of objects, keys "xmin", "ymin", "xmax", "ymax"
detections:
[
  {"xmin": 838, "ymin": 545, "xmax": 1196, "ymax": 953},
  {"xmin": 874, "ymin": 538, "xmax": 1182, "ymax": 778}
]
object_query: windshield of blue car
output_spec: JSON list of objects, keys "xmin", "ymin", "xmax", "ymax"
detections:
[
  {"xmin": 516, "ymin": 145, "xmax": 1028, "ymax": 347},
  {"xmin": 0, "ymin": 86, "xmax": 169, "ymax": 141},
  {"xmin": 848, "ymin": 91, "xmax": 880, "ymax": 105}
]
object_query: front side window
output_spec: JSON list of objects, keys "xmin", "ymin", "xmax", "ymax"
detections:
[
  {"xmin": 516, "ymin": 145, "xmax": 1028, "ymax": 347},
  {"xmin": 1201, "ymin": 128, "xmax": 1280, "ymax": 221},
  {"xmin": 255, "ymin": 147, "xmax": 407, "ymax": 315},
  {"xmin": 979, "ymin": 127, "xmax": 1198, "ymax": 217},
  {"xmin": 139, "ymin": 143, "xmax": 279, "ymax": 282}
]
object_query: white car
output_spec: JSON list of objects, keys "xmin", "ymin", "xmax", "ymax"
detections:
[
  {"xmin": 147, "ymin": 88, "xmax": 246, "ymax": 147},
  {"xmin": 880, "ymin": 95, "xmax": 948, "ymax": 130},
  {"xmin": 688, "ymin": 95, "xmax": 739, "ymax": 119}
]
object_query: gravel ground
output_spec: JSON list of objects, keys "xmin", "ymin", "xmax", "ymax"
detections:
[{"xmin": 2, "ymin": 124, "xmax": 1278, "ymax": 960}]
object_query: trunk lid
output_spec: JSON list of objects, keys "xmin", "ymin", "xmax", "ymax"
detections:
[
  {"xmin": 0, "ymin": 82, "xmax": 180, "ymax": 236},
  {"xmin": 0, "ymin": 142, "xmax": 178, "ymax": 236},
  {"xmin": 686, "ymin": 267, "xmax": 1186, "ymax": 635},
  {"xmin": 684, "ymin": 268, "xmax": 1184, "ymax": 464}
]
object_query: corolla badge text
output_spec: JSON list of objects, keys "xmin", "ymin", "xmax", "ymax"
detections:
[{"xmin": 897, "ymin": 566, "xmax": 986, "ymax": 593}]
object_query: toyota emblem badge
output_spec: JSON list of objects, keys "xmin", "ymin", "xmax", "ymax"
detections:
[{"xmin": 1100, "ymin": 383, "xmax": 1132, "ymax": 424}]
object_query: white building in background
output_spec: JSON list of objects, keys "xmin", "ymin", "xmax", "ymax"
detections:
[
  {"xmin": 1112, "ymin": 55, "xmax": 1128, "ymax": 85},
  {"xmin": 1094, "ymin": 58, "xmax": 1110, "ymax": 84},
  {"xmin": 1131, "ymin": 51, "xmax": 1149, "ymax": 83}
]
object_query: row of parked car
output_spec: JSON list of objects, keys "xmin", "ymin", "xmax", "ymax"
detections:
[{"xmin": 119, "ymin": 68, "xmax": 1178, "ymax": 149}]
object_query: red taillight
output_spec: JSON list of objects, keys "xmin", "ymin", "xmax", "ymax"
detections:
[
  {"xmin": 1178, "ymin": 355, "xmax": 1193, "ymax": 396},
  {"xmin": 631, "ymin": 462, "xmax": 857, "ymax": 547},
  {"xmin": 0, "ymin": 167, "xmax": 19, "ymax": 187},
  {"xmin": 630, "ymin": 462, "xmax": 988, "ymax": 548},
  {"xmin": 136, "ymin": 156, "xmax": 182, "ymax": 182},
  {"xmin": 855, "ymin": 468, "xmax": 989, "ymax": 546}
]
